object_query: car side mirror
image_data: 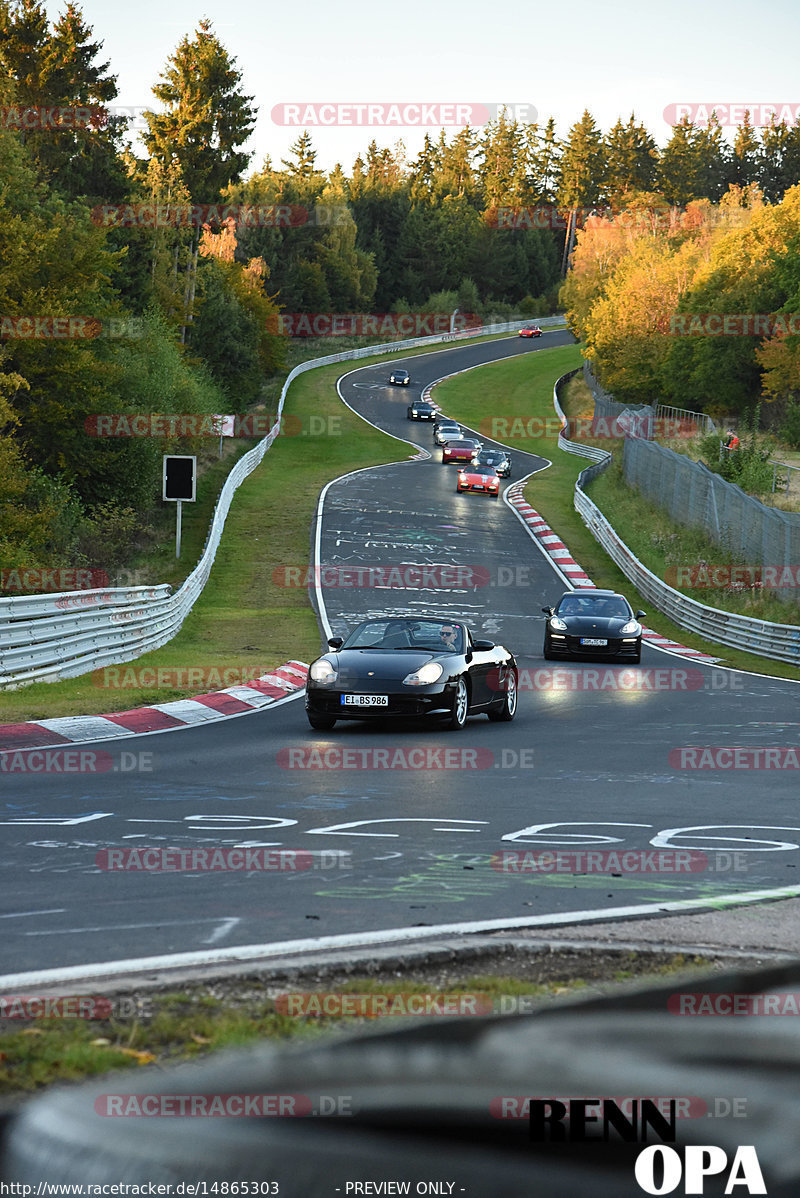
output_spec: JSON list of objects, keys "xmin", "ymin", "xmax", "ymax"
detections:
[
  {"xmin": 542, "ymin": 606, "xmax": 554, "ymax": 616},
  {"xmin": 327, "ymin": 637, "xmax": 344, "ymax": 650},
  {"xmin": 472, "ymin": 639, "xmax": 495, "ymax": 651},
  {"xmin": 635, "ymin": 611, "xmax": 646, "ymax": 619}
]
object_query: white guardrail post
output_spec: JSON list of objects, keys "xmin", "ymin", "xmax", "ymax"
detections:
[
  {"xmin": 553, "ymin": 370, "xmax": 800, "ymax": 667},
  {"xmin": 0, "ymin": 317, "xmax": 564, "ymax": 688}
]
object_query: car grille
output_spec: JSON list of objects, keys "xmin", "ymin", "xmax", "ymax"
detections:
[{"xmin": 562, "ymin": 636, "xmax": 633, "ymax": 655}]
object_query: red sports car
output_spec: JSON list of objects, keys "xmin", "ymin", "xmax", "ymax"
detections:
[
  {"xmin": 518, "ymin": 325, "xmax": 542, "ymax": 338},
  {"xmin": 442, "ymin": 438, "xmax": 483, "ymax": 464},
  {"xmin": 457, "ymin": 470, "xmax": 500, "ymax": 496}
]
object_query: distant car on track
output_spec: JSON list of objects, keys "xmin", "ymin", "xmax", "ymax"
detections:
[
  {"xmin": 518, "ymin": 325, "xmax": 542, "ymax": 338},
  {"xmin": 457, "ymin": 469, "xmax": 500, "ymax": 497},
  {"xmin": 433, "ymin": 420, "xmax": 462, "ymax": 445},
  {"xmin": 472, "ymin": 448, "xmax": 512, "ymax": 478},
  {"xmin": 442, "ymin": 438, "xmax": 483, "ymax": 464},
  {"xmin": 389, "ymin": 368, "xmax": 410, "ymax": 385},
  {"xmin": 407, "ymin": 400, "xmax": 437, "ymax": 421},
  {"xmin": 305, "ymin": 616, "xmax": 518, "ymax": 730},
  {"xmin": 542, "ymin": 589, "xmax": 645, "ymax": 663}
]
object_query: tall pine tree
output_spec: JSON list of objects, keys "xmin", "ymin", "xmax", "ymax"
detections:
[{"xmin": 142, "ymin": 19, "xmax": 255, "ymax": 201}]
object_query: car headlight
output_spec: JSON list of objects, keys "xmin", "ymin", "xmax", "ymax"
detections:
[
  {"xmin": 403, "ymin": 662, "xmax": 444, "ymax": 686},
  {"xmin": 549, "ymin": 617, "xmax": 568, "ymax": 631},
  {"xmin": 620, "ymin": 620, "xmax": 641, "ymax": 634},
  {"xmin": 309, "ymin": 659, "xmax": 337, "ymax": 684}
]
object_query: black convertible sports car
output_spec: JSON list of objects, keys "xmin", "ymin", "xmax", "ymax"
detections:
[
  {"xmin": 472, "ymin": 448, "xmax": 512, "ymax": 478},
  {"xmin": 542, "ymin": 589, "xmax": 646, "ymax": 663},
  {"xmin": 305, "ymin": 616, "xmax": 518, "ymax": 730}
]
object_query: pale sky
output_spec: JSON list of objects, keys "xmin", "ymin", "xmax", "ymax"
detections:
[{"xmin": 43, "ymin": 0, "xmax": 800, "ymax": 175}]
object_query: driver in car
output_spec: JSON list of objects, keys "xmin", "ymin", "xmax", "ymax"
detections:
[{"xmin": 439, "ymin": 625, "xmax": 462, "ymax": 652}]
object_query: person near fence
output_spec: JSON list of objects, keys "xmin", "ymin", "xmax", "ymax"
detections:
[{"xmin": 723, "ymin": 430, "xmax": 740, "ymax": 452}]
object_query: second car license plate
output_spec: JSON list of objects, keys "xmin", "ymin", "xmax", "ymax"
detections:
[
  {"xmin": 341, "ymin": 694, "xmax": 389, "ymax": 706},
  {"xmin": 581, "ymin": 638, "xmax": 608, "ymax": 646}
]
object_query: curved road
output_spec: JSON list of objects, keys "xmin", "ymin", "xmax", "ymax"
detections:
[{"xmin": 2, "ymin": 331, "xmax": 800, "ymax": 979}]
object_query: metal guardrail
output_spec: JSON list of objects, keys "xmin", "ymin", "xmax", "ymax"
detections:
[
  {"xmin": 552, "ymin": 368, "xmax": 609, "ymax": 465},
  {"xmin": 0, "ymin": 316, "xmax": 563, "ymax": 689},
  {"xmin": 769, "ymin": 458, "xmax": 800, "ymax": 495},
  {"xmin": 553, "ymin": 371, "xmax": 800, "ymax": 666}
]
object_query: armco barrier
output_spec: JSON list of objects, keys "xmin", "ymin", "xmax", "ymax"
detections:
[
  {"xmin": 553, "ymin": 371, "xmax": 800, "ymax": 666},
  {"xmin": 0, "ymin": 317, "xmax": 564, "ymax": 688}
]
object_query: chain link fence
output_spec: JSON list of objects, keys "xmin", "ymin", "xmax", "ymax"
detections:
[
  {"xmin": 579, "ymin": 361, "xmax": 800, "ymax": 603},
  {"xmin": 622, "ymin": 438, "xmax": 800, "ymax": 601},
  {"xmin": 554, "ymin": 371, "xmax": 800, "ymax": 663},
  {"xmin": 582, "ymin": 362, "xmax": 655, "ymax": 438}
]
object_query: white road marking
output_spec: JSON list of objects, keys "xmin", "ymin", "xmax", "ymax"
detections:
[
  {"xmin": 5, "ymin": 884, "xmax": 800, "ymax": 988},
  {"xmin": 0, "ymin": 908, "xmax": 65, "ymax": 919},
  {"xmin": 0, "ymin": 813, "xmax": 112, "ymax": 826},
  {"xmin": 23, "ymin": 918, "xmax": 240, "ymax": 937},
  {"xmin": 204, "ymin": 918, "xmax": 240, "ymax": 944}
]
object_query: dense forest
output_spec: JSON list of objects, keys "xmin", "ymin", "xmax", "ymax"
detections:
[
  {"xmin": 562, "ymin": 184, "xmax": 800, "ymax": 433},
  {"xmin": 2, "ymin": 0, "xmax": 800, "ymax": 572}
]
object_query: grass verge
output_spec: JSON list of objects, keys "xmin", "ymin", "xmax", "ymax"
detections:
[
  {"xmin": 0, "ymin": 952, "xmax": 712, "ymax": 1104},
  {"xmin": 433, "ymin": 348, "xmax": 800, "ymax": 679}
]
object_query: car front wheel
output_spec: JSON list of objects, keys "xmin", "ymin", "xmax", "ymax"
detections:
[
  {"xmin": 307, "ymin": 712, "xmax": 336, "ymax": 731},
  {"xmin": 448, "ymin": 677, "xmax": 469, "ymax": 730},
  {"xmin": 542, "ymin": 637, "xmax": 555, "ymax": 661}
]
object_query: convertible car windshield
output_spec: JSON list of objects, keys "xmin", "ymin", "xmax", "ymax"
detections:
[
  {"xmin": 557, "ymin": 595, "xmax": 631, "ymax": 619},
  {"xmin": 342, "ymin": 618, "xmax": 465, "ymax": 653}
]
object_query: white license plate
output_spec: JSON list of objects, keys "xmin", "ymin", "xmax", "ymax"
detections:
[
  {"xmin": 581, "ymin": 637, "xmax": 608, "ymax": 646},
  {"xmin": 342, "ymin": 694, "xmax": 389, "ymax": 706}
]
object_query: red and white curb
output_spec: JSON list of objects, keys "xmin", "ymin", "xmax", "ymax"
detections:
[
  {"xmin": 420, "ymin": 386, "xmax": 441, "ymax": 408},
  {"xmin": 505, "ymin": 483, "xmax": 720, "ymax": 665},
  {"xmin": 0, "ymin": 661, "xmax": 309, "ymax": 752}
]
